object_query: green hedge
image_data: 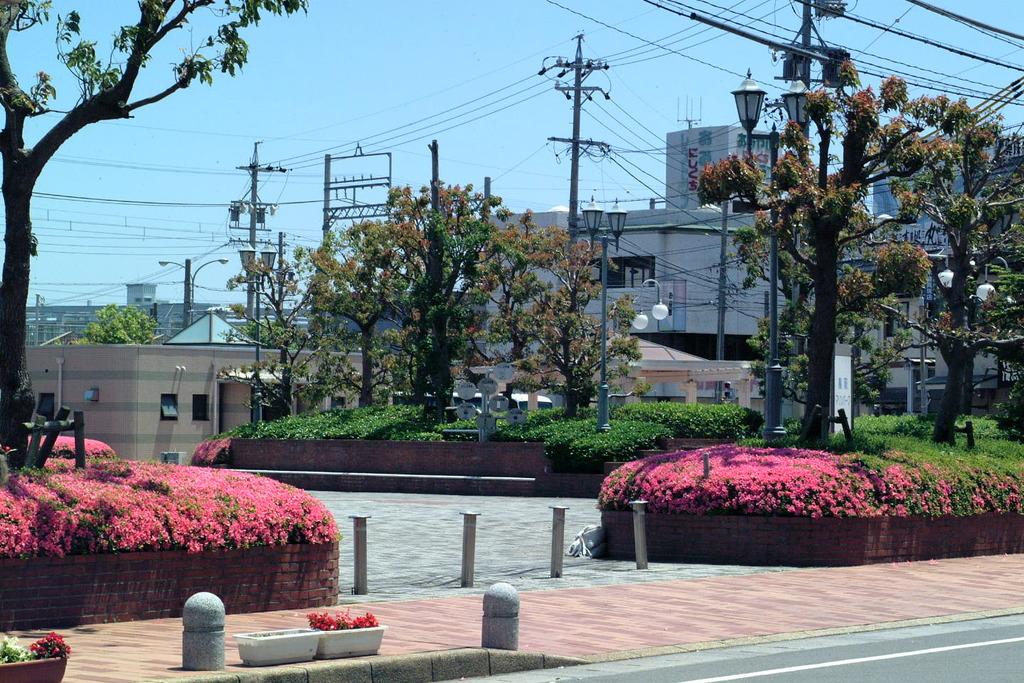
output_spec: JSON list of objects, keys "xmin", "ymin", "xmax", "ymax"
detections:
[
  {"xmin": 540, "ymin": 419, "xmax": 672, "ymax": 473},
  {"xmin": 226, "ymin": 405, "xmax": 442, "ymax": 441},
  {"xmin": 853, "ymin": 415, "xmax": 1006, "ymax": 440},
  {"xmin": 611, "ymin": 402, "xmax": 762, "ymax": 439}
]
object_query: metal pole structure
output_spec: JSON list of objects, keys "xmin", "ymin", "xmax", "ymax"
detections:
[
  {"xmin": 484, "ymin": 176, "xmax": 491, "ymax": 199},
  {"xmin": 245, "ymin": 142, "xmax": 260, "ymax": 318},
  {"xmin": 350, "ymin": 515, "xmax": 369, "ymax": 595},
  {"xmin": 630, "ymin": 500, "xmax": 648, "ymax": 570},
  {"xmin": 429, "ymin": 139, "xmax": 440, "ymax": 210},
  {"xmin": 252, "ymin": 274, "xmax": 263, "ymax": 424},
  {"xmin": 277, "ymin": 231, "xmax": 285, "ymax": 306},
  {"xmin": 461, "ymin": 511, "xmax": 479, "ymax": 588},
  {"xmin": 322, "ymin": 153, "xmax": 332, "ymax": 239},
  {"xmin": 34, "ymin": 294, "xmax": 42, "ymax": 346},
  {"xmin": 550, "ymin": 506, "xmax": 567, "ymax": 578},
  {"xmin": 568, "ymin": 34, "xmax": 584, "ymax": 239},
  {"xmin": 597, "ymin": 235, "xmax": 611, "ymax": 431},
  {"xmin": 716, "ymin": 202, "xmax": 728, "ymax": 403},
  {"xmin": 182, "ymin": 258, "xmax": 192, "ymax": 330},
  {"xmin": 906, "ymin": 358, "xmax": 914, "ymax": 415},
  {"xmin": 919, "ymin": 298, "xmax": 928, "ymax": 415},
  {"xmin": 764, "ymin": 128, "xmax": 786, "ymax": 439}
]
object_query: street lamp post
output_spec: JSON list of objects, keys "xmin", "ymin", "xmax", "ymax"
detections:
[
  {"xmin": 630, "ymin": 279, "xmax": 670, "ymax": 331},
  {"xmin": 582, "ymin": 198, "xmax": 628, "ymax": 432},
  {"xmin": 159, "ymin": 258, "xmax": 229, "ymax": 328},
  {"xmin": 239, "ymin": 247, "xmax": 277, "ymax": 424},
  {"xmin": 731, "ymin": 72, "xmax": 808, "ymax": 440}
]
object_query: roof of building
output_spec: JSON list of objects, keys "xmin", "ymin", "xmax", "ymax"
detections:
[
  {"xmin": 637, "ymin": 339, "xmax": 706, "ymax": 363},
  {"xmin": 164, "ymin": 312, "xmax": 244, "ymax": 345}
]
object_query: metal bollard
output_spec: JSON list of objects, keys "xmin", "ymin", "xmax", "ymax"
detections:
[
  {"xmin": 630, "ymin": 500, "xmax": 649, "ymax": 570},
  {"xmin": 481, "ymin": 582, "xmax": 519, "ymax": 650},
  {"xmin": 461, "ymin": 511, "xmax": 480, "ymax": 588},
  {"xmin": 182, "ymin": 592, "xmax": 225, "ymax": 671},
  {"xmin": 550, "ymin": 506, "xmax": 568, "ymax": 578},
  {"xmin": 350, "ymin": 514, "xmax": 370, "ymax": 595}
]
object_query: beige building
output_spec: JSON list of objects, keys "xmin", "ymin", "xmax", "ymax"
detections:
[{"xmin": 27, "ymin": 343, "xmax": 258, "ymax": 461}]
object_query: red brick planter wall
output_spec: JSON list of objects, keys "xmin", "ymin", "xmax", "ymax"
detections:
[
  {"xmin": 0, "ymin": 541, "xmax": 339, "ymax": 630},
  {"xmin": 601, "ymin": 511, "xmax": 1024, "ymax": 566},
  {"xmin": 231, "ymin": 439, "xmax": 606, "ymax": 498}
]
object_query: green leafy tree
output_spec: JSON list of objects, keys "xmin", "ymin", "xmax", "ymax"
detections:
[
  {"xmin": 387, "ymin": 184, "xmax": 502, "ymax": 420},
  {"xmin": 0, "ymin": 1, "xmax": 307, "ymax": 453},
  {"xmin": 701, "ymin": 66, "xmax": 942, "ymax": 438},
  {"xmin": 308, "ymin": 222, "xmax": 407, "ymax": 407},
  {"xmin": 469, "ymin": 210, "xmax": 552, "ymax": 393},
  {"xmin": 519, "ymin": 228, "xmax": 641, "ymax": 417},
  {"xmin": 892, "ymin": 104, "xmax": 1024, "ymax": 443},
  {"xmin": 78, "ymin": 304, "xmax": 156, "ymax": 345},
  {"xmin": 224, "ymin": 246, "xmax": 317, "ymax": 418}
]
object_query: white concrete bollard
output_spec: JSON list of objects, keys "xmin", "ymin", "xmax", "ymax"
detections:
[
  {"xmin": 182, "ymin": 592, "xmax": 225, "ymax": 671},
  {"xmin": 481, "ymin": 582, "xmax": 519, "ymax": 650}
]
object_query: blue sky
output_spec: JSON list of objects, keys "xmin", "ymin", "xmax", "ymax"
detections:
[{"xmin": 8, "ymin": 0, "xmax": 1024, "ymax": 309}]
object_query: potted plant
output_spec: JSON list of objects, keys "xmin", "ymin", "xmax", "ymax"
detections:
[
  {"xmin": 0, "ymin": 632, "xmax": 71, "ymax": 683},
  {"xmin": 307, "ymin": 610, "xmax": 387, "ymax": 659},
  {"xmin": 234, "ymin": 629, "xmax": 321, "ymax": 667}
]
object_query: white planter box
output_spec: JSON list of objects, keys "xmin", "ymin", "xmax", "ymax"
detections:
[
  {"xmin": 315, "ymin": 626, "xmax": 388, "ymax": 659},
  {"xmin": 234, "ymin": 628, "xmax": 320, "ymax": 666}
]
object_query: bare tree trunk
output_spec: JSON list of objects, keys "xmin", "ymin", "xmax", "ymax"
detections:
[
  {"xmin": 359, "ymin": 327, "xmax": 374, "ymax": 408},
  {"xmin": 960, "ymin": 352, "xmax": 975, "ymax": 415},
  {"xmin": 934, "ymin": 343, "xmax": 971, "ymax": 444},
  {"xmin": 429, "ymin": 313, "xmax": 452, "ymax": 422},
  {"xmin": 0, "ymin": 186, "xmax": 35, "ymax": 463},
  {"xmin": 801, "ymin": 243, "xmax": 839, "ymax": 439}
]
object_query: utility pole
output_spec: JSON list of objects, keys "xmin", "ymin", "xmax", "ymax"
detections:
[
  {"xmin": 277, "ymin": 231, "xmax": 285, "ymax": 306},
  {"xmin": 34, "ymin": 294, "xmax": 43, "ymax": 346},
  {"xmin": 183, "ymin": 258, "xmax": 192, "ymax": 330},
  {"xmin": 716, "ymin": 202, "xmax": 728, "ymax": 402},
  {"xmin": 541, "ymin": 35, "xmax": 610, "ymax": 238},
  {"xmin": 236, "ymin": 142, "xmax": 287, "ymax": 316}
]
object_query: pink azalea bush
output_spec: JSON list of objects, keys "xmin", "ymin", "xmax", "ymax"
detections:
[
  {"xmin": 52, "ymin": 435, "xmax": 117, "ymax": 461},
  {"xmin": 599, "ymin": 445, "xmax": 1024, "ymax": 518},
  {"xmin": 191, "ymin": 437, "xmax": 232, "ymax": 467},
  {"xmin": 0, "ymin": 459, "xmax": 337, "ymax": 558}
]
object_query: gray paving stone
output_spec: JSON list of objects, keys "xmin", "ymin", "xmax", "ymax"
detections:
[{"xmin": 311, "ymin": 491, "xmax": 793, "ymax": 602}]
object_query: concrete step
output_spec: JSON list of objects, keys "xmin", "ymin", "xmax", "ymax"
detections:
[{"xmin": 236, "ymin": 468, "xmax": 538, "ymax": 496}]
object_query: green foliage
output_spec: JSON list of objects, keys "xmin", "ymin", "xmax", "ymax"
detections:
[
  {"xmin": 226, "ymin": 405, "xmax": 441, "ymax": 441},
  {"xmin": 854, "ymin": 414, "xmax": 1006, "ymax": 440},
  {"xmin": 537, "ymin": 419, "xmax": 672, "ymax": 473},
  {"xmin": 612, "ymin": 402, "xmax": 762, "ymax": 439},
  {"xmin": 78, "ymin": 304, "xmax": 156, "ymax": 344},
  {"xmin": 0, "ymin": 637, "xmax": 33, "ymax": 664}
]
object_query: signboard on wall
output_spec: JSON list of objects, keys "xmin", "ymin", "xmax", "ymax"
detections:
[
  {"xmin": 666, "ymin": 125, "xmax": 769, "ymax": 211},
  {"xmin": 833, "ymin": 344, "xmax": 853, "ymax": 433}
]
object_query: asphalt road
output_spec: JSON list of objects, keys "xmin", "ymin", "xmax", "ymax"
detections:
[{"xmin": 478, "ymin": 614, "xmax": 1024, "ymax": 682}]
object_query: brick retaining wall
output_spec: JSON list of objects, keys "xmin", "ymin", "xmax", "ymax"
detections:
[
  {"xmin": 0, "ymin": 541, "xmax": 339, "ymax": 630},
  {"xmin": 601, "ymin": 510, "xmax": 1024, "ymax": 566},
  {"xmin": 231, "ymin": 440, "xmax": 606, "ymax": 498}
]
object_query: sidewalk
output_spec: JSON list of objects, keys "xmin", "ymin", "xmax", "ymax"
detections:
[{"xmin": 14, "ymin": 553, "xmax": 1024, "ymax": 682}]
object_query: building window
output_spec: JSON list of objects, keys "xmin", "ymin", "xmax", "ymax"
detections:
[
  {"xmin": 160, "ymin": 393, "xmax": 178, "ymax": 420},
  {"xmin": 192, "ymin": 394, "xmax": 209, "ymax": 421},
  {"xmin": 37, "ymin": 393, "xmax": 54, "ymax": 420},
  {"xmin": 607, "ymin": 256, "xmax": 656, "ymax": 288}
]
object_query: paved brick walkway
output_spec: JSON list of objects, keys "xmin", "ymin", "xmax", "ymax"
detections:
[
  {"xmin": 15, "ymin": 553, "xmax": 1024, "ymax": 683},
  {"xmin": 314, "ymin": 492, "xmax": 788, "ymax": 599}
]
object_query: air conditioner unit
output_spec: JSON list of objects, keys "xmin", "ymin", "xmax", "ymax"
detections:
[{"xmin": 160, "ymin": 451, "xmax": 183, "ymax": 465}]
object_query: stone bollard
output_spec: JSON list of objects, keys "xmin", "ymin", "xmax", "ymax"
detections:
[
  {"xmin": 461, "ymin": 511, "xmax": 480, "ymax": 588},
  {"xmin": 350, "ymin": 514, "xmax": 370, "ymax": 595},
  {"xmin": 630, "ymin": 500, "xmax": 649, "ymax": 570},
  {"xmin": 182, "ymin": 592, "xmax": 225, "ymax": 671},
  {"xmin": 481, "ymin": 582, "xmax": 519, "ymax": 650}
]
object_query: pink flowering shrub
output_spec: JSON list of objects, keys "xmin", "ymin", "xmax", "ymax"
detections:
[
  {"xmin": 599, "ymin": 445, "xmax": 1024, "ymax": 518},
  {"xmin": 191, "ymin": 438, "xmax": 232, "ymax": 467},
  {"xmin": 0, "ymin": 459, "xmax": 338, "ymax": 558},
  {"xmin": 52, "ymin": 435, "xmax": 117, "ymax": 461}
]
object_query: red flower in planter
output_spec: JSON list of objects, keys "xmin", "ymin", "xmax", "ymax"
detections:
[
  {"xmin": 307, "ymin": 610, "xmax": 379, "ymax": 631},
  {"xmin": 30, "ymin": 633, "xmax": 71, "ymax": 659}
]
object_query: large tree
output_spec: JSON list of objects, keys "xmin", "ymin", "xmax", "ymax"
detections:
[
  {"xmin": 519, "ymin": 227, "xmax": 640, "ymax": 417},
  {"xmin": 388, "ymin": 184, "xmax": 500, "ymax": 420},
  {"xmin": 308, "ymin": 221, "xmax": 407, "ymax": 407},
  {"xmin": 78, "ymin": 303, "xmax": 156, "ymax": 345},
  {"xmin": 0, "ymin": 1, "xmax": 306, "ymax": 452},
  {"xmin": 700, "ymin": 66, "xmax": 941, "ymax": 437},
  {"xmin": 891, "ymin": 103, "xmax": 1024, "ymax": 443}
]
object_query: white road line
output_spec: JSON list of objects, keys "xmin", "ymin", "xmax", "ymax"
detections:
[{"xmin": 676, "ymin": 635, "xmax": 1024, "ymax": 682}]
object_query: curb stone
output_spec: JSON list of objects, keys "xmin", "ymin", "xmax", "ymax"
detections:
[{"xmin": 137, "ymin": 648, "xmax": 586, "ymax": 683}]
